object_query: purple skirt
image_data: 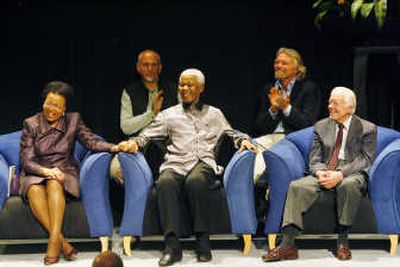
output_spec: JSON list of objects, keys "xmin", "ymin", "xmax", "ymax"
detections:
[{"xmin": 19, "ymin": 170, "xmax": 80, "ymax": 198}]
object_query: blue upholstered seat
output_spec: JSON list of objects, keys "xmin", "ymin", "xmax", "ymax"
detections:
[
  {"xmin": 263, "ymin": 126, "xmax": 400, "ymax": 234},
  {"xmin": 0, "ymin": 130, "xmax": 114, "ymax": 239},
  {"xmin": 117, "ymin": 149, "xmax": 257, "ymax": 236}
]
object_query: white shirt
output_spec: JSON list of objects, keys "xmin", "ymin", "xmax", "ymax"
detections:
[
  {"xmin": 338, "ymin": 116, "xmax": 352, "ymax": 160},
  {"xmin": 133, "ymin": 104, "xmax": 248, "ymax": 176},
  {"xmin": 269, "ymin": 79, "xmax": 295, "ymax": 133}
]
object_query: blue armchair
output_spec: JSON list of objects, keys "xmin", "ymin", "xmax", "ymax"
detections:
[
  {"xmin": 0, "ymin": 131, "xmax": 113, "ymax": 251},
  {"xmin": 117, "ymin": 149, "xmax": 257, "ymax": 256},
  {"xmin": 263, "ymin": 126, "xmax": 400, "ymax": 255}
]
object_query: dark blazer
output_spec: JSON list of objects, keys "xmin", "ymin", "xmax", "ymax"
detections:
[
  {"xmin": 252, "ymin": 79, "xmax": 321, "ymax": 136},
  {"xmin": 309, "ymin": 115, "xmax": 377, "ymax": 177},
  {"xmin": 19, "ymin": 112, "xmax": 113, "ymax": 197}
]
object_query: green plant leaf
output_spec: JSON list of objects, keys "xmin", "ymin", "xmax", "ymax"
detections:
[
  {"xmin": 351, "ymin": 0, "xmax": 364, "ymax": 20},
  {"xmin": 375, "ymin": 0, "xmax": 387, "ymax": 28},
  {"xmin": 312, "ymin": 0, "xmax": 325, "ymax": 9},
  {"xmin": 314, "ymin": 9, "xmax": 328, "ymax": 30},
  {"xmin": 318, "ymin": 1, "xmax": 335, "ymax": 11},
  {"xmin": 360, "ymin": 3, "xmax": 375, "ymax": 18}
]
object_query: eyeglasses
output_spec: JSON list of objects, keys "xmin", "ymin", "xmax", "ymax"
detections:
[{"xmin": 43, "ymin": 102, "xmax": 64, "ymax": 111}]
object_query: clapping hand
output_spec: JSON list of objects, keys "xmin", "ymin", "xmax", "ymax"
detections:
[
  {"xmin": 151, "ymin": 90, "xmax": 164, "ymax": 115},
  {"xmin": 278, "ymin": 94, "xmax": 290, "ymax": 111},
  {"xmin": 268, "ymin": 87, "xmax": 281, "ymax": 112},
  {"xmin": 268, "ymin": 87, "xmax": 291, "ymax": 112}
]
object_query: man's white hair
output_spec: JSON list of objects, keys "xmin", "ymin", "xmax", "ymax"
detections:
[
  {"xmin": 180, "ymin": 68, "xmax": 205, "ymax": 85},
  {"xmin": 330, "ymin": 86, "xmax": 357, "ymax": 114}
]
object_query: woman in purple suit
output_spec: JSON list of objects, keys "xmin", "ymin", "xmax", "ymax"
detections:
[{"xmin": 19, "ymin": 81, "xmax": 124, "ymax": 265}]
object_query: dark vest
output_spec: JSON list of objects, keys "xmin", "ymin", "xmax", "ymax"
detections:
[{"xmin": 125, "ymin": 80, "xmax": 177, "ymax": 117}]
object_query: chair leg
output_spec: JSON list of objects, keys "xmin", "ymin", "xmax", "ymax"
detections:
[
  {"xmin": 100, "ymin": 236, "xmax": 109, "ymax": 252},
  {"xmin": 242, "ymin": 234, "xmax": 251, "ymax": 255},
  {"xmin": 123, "ymin": 236, "xmax": 133, "ymax": 256},
  {"xmin": 268, "ymin": 234, "xmax": 277, "ymax": 250},
  {"xmin": 389, "ymin": 234, "xmax": 398, "ymax": 255}
]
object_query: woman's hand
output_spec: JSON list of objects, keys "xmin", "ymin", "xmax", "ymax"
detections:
[
  {"xmin": 116, "ymin": 140, "xmax": 139, "ymax": 154},
  {"xmin": 43, "ymin": 167, "xmax": 65, "ymax": 183},
  {"xmin": 110, "ymin": 145, "xmax": 119, "ymax": 152},
  {"xmin": 238, "ymin": 139, "xmax": 258, "ymax": 154}
]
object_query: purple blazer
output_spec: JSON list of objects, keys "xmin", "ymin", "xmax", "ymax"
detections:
[{"xmin": 19, "ymin": 112, "xmax": 113, "ymax": 197}]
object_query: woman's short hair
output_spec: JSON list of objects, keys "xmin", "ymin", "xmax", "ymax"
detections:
[
  {"xmin": 276, "ymin": 47, "xmax": 307, "ymax": 81},
  {"xmin": 42, "ymin": 81, "xmax": 74, "ymax": 107},
  {"xmin": 179, "ymin": 68, "xmax": 205, "ymax": 85}
]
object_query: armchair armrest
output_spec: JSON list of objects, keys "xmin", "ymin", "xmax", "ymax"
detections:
[
  {"xmin": 0, "ymin": 155, "xmax": 9, "ymax": 210},
  {"xmin": 118, "ymin": 152, "xmax": 153, "ymax": 236},
  {"xmin": 369, "ymin": 139, "xmax": 400, "ymax": 234},
  {"xmin": 223, "ymin": 150, "xmax": 257, "ymax": 234},
  {"xmin": 263, "ymin": 139, "xmax": 307, "ymax": 233},
  {"xmin": 80, "ymin": 152, "xmax": 113, "ymax": 237}
]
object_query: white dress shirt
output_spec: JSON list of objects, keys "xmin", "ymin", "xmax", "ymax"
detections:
[{"xmin": 133, "ymin": 104, "xmax": 248, "ymax": 176}]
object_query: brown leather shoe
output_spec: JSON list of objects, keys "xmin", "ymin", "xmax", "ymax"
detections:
[
  {"xmin": 261, "ymin": 246, "xmax": 299, "ymax": 262},
  {"xmin": 336, "ymin": 244, "xmax": 352, "ymax": 260}
]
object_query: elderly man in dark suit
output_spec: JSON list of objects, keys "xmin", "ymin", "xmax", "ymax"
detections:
[{"xmin": 262, "ymin": 86, "xmax": 377, "ymax": 262}]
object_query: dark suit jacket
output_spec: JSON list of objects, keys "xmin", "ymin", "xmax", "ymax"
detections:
[
  {"xmin": 309, "ymin": 115, "xmax": 377, "ymax": 177},
  {"xmin": 252, "ymin": 79, "xmax": 321, "ymax": 136}
]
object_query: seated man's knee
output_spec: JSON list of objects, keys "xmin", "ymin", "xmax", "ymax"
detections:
[
  {"xmin": 288, "ymin": 178, "xmax": 316, "ymax": 196},
  {"xmin": 337, "ymin": 178, "xmax": 360, "ymax": 193},
  {"xmin": 156, "ymin": 172, "xmax": 179, "ymax": 191},
  {"xmin": 289, "ymin": 180, "xmax": 307, "ymax": 192},
  {"xmin": 185, "ymin": 175, "xmax": 208, "ymax": 191}
]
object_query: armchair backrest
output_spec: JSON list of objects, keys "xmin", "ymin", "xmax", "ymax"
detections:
[
  {"xmin": 0, "ymin": 131, "xmax": 22, "ymax": 168},
  {"xmin": 376, "ymin": 127, "xmax": 400, "ymax": 155},
  {"xmin": 0, "ymin": 131, "xmax": 90, "ymax": 169},
  {"xmin": 283, "ymin": 126, "xmax": 400, "ymax": 165},
  {"xmin": 285, "ymin": 127, "xmax": 314, "ymax": 165}
]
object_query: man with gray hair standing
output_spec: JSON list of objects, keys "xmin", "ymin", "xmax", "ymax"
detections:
[
  {"xmin": 261, "ymin": 87, "xmax": 377, "ymax": 262},
  {"xmin": 121, "ymin": 68, "xmax": 257, "ymax": 266}
]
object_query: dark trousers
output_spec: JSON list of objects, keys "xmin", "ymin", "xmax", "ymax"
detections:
[
  {"xmin": 282, "ymin": 173, "xmax": 367, "ymax": 230},
  {"xmin": 156, "ymin": 161, "xmax": 214, "ymax": 238}
]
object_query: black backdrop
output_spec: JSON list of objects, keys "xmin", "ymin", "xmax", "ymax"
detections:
[{"xmin": 1, "ymin": 0, "xmax": 400, "ymax": 142}]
